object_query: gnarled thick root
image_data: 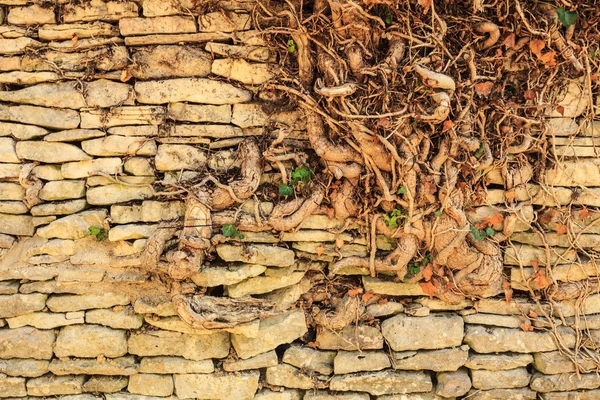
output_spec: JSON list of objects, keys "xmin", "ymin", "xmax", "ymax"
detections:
[
  {"xmin": 313, "ymin": 294, "xmax": 365, "ymax": 330},
  {"xmin": 475, "ymin": 22, "xmax": 500, "ymax": 49},
  {"xmin": 305, "ymin": 111, "xmax": 363, "ymax": 164},
  {"xmin": 331, "ymin": 179, "xmax": 361, "ymax": 219},
  {"xmin": 269, "ymin": 186, "xmax": 325, "ymax": 231},
  {"xmin": 546, "ymin": 280, "xmax": 600, "ymax": 301},
  {"xmin": 414, "ymin": 64, "xmax": 456, "ymax": 91},
  {"xmin": 349, "ymin": 122, "xmax": 393, "ymax": 172}
]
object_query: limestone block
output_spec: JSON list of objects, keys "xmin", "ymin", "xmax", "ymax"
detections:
[
  {"xmin": 552, "ymin": 293, "xmax": 600, "ymax": 318},
  {"xmin": 0, "ymin": 37, "xmax": 42, "ymax": 54},
  {"xmin": 155, "ymin": 144, "xmax": 207, "ymax": 171},
  {"xmin": 46, "ymin": 292, "xmax": 129, "ymax": 312},
  {"xmin": 168, "ymin": 103, "xmax": 231, "ymax": 123},
  {"xmin": 84, "ymin": 79, "xmax": 133, "ymax": 108},
  {"xmin": 120, "ymin": 16, "xmax": 196, "ymax": 36},
  {"xmin": 533, "ymin": 351, "xmax": 596, "ymax": 374},
  {"xmin": 45, "ymin": 129, "xmax": 105, "ymax": 142},
  {"xmin": 0, "ymin": 183, "xmax": 24, "ymax": 201},
  {"xmin": 1, "ymin": 104, "xmax": 80, "ymax": 130},
  {"xmin": 0, "ymin": 359, "xmax": 49, "ymax": 378},
  {"xmin": 26, "ymin": 375, "xmax": 85, "ymax": 396},
  {"xmin": 128, "ymin": 330, "xmax": 230, "ymax": 361},
  {"xmin": 61, "ymin": 158, "xmax": 122, "ymax": 179},
  {"xmin": 86, "ymin": 306, "xmax": 143, "ymax": 330},
  {"xmin": 82, "ymin": 135, "xmax": 157, "ymax": 156},
  {"xmin": 0, "ymin": 214, "xmax": 33, "ymax": 235},
  {"xmin": 0, "ymin": 281, "xmax": 18, "ymax": 294},
  {"xmin": 329, "ymin": 370, "xmax": 432, "ymax": 396},
  {"xmin": 530, "ymin": 372, "xmax": 600, "ymax": 392},
  {"xmin": 128, "ymin": 374, "xmax": 173, "ymax": 397},
  {"xmin": 111, "ymin": 201, "xmax": 185, "ymax": 224},
  {"xmin": 464, "ymin": 325, "xmax": 576, "ymax": 353},
  {"xmin": 0, "ymin": 70, "xmax": 61, "ymax": 84},
  {"xmin": 198, "ymin": 12, "xmax": 251, "ymax": 32},
  {"xmin": 223, "ymin": 350, "xmax": 278, "ymax": 372},
  {"xmin": 142, "ymin": 0, "xmax": 194, "ymax": 16},
  {"xmin": 54, "ymin": 324, "xmax": 128, "ymax": 358},
  {"xmin": 0, "ymin": 163, "xmax": 21, "ymax": 179},
  {"xmin": 303, "ymin": 393, "xmax": 369, "ymax": 400},
  {"xmin": 465, "ymin": 388, "xmax": 537, "ymax": 400},
  {"xmin": 83, "ymin": 376, "xmax": 128, "ymax": 393},
  {"xmin": 133, "ymin": 294, "xmax": 177, "ymax": 316},
  {"xmin": 205, "ymin": 42, "xmax": 275, "ymax": 63},
  {"xmin": 0, "ymin": 121, "xmax": 48, "ymax": 140},
  {"xmin": 315, "ymin": 325, "xmax": 384, "ymax": 352},
  {"xmin": 282, "ymin": 345, "xmax": 335, "ymax": 375},
  {"xmin": 37, "ymin": 210, "xmax": 107, "ymax": 239},
  {"xmin": 49, "ymin": 356, "xmax": 138, "ymax": 376},
  {"xmin": 131, "ymin": 46, "xmax": 212, "ymax": 80},
  {"xmin": 167, "ymin": 124, "xmax": 243, "ymax": 138},
  {"xmin": 212, "ymin": 58, "xmax": 275, "ymax": 85},
  {"xmin": 0, "ymin": 201, "xmax": 27, "ymax": 214},
  {"xmin": 39, "ymin": 22, "xmax": 119, "ymax": 40},
  {"xmin": 64, "ymin": 1, "xmax": 139, "ymax": 23},
  {"xmin": 435, "ymin": 368, "xmax": 471, "ymax": 397},
  {"xmin": 471, "ymin": 367, "xmax": 530, "ymax": 390},
  {"xmin": 465, "ymin": 353, "xmax": 533, "ymax": 371},
  {"xmin": 22, "ymin": 46, "xmax": 129, "ymax": 72},
  {"xmin": 226, "ymin": 270, "xmax": 305, "ymax": 298},
  {"xmin": 334, "ymin": 351, "xmax": 391, "ymax": 374},
  {"xmin": 382, "ymin": 313, "xmax": 463, "ymax": 351},
  {"xmin": 231, "ymin": 309, "xmax": 307, "ymax": 359},
  {"xmin": 39, "ymin": 180, "xmax": 86, "ymax": 201},
  {"xmin": 0, "ymin": 293, "xmax": 46, "ymax": 318},
  {"xmin": 546, "ymin": 81, "xmax": 589, "ymax": 117},
  {"xmin": 80, "ymin": 106, "xmax": 166, "ymax": 128},
  {"xmin": 217, "ymin": 244, "xmax": 295, "ymax": 267},
  {"xmin": 0, "ymin": 138, "xmax": 19, "ymax": 163},
  {"xmin": 140, "ymin": 357, "xmax": 214, "ymax": 374},
  {"xmin": 6, "ymin": 312, "xmax": 83, "ymax": 329},
  {"xmin": 266, "ymin": 364, "xmax": 320, "ymax": 390},
  {"xmin": 255, "ymin": 390, "xmax": 303, "ymax": 400},
  {"xmin": 0, "ymin": 373, "xmax": 26, "ymax": 398},
  {"xmin": 87, "ymin": 184, "xmax": 154, "ymax": 205},
  {"xmin": 0, "ymin": 82, "xmax": 86, "ymax": 109},
  {"xmin": 16, "ymin": 142, "xmax": 90, "ymax": 163},
  {"xmin": 393, "ymin": 346, "xmax": 469, "ymax": 372},
  {"xmin": 135, "ymin": 78, "xmax": 252, "ymax": 105},
  {"xmin": 192, "ymin": 264, "xmax": 266, "ymax": 287},
  {"xmin": 124, "ymin": 157, "xmax": 153, "ymax": 176},
  {"xmin": 31, "ymin": 200, "xmax": 88, "ymax": 217},
  {"xmin": 173, "ymin": 371, "xmax": 259, "ymax": 400}
]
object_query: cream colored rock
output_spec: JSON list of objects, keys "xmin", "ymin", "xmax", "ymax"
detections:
[
  {"xmin": 198, "ymin": 12, "xmax": 251, "ymax": 32},
  {"xmin": 85, "ymin": 79, "xmax": 133, "ymax": 108},
  {"xmin": 140, "ymin": 357, "xmax": 214, "ymax": 374},
  {"xmin": 471, "ymin": 368, "xmax": 530, "ymax": 390},
  {"xmin": 32, "ymin": 164, "xmax": 63, "ymax": 180},
  {"xmin": 205, "ymin": 42, "xmax": 275, "ymax": 63},
  {"xmin": 111, "ymin": 201, "xmax": 185, "ymax": 224},
  {"xmin": 16, "ymin": 142, "xmax": 90, "ymax": 163},
  {"xmin": 142, "ymin": 0, "xmax": 195, "ymax": 16},
  {"xmin": 108, "ymin": 224, "xmax": 157, "ymax": 241},
  {"xmin": 212, "ymin": 58, "xmax": 275, "ymax": 85},
  {"xmin": 436, "ymin": 368, "xmax": 471, "ymax": 397},
  {"xmin": 0, "ymin": 327, "xmax": 55, "ymax": 359},
  {"xmin": 46, "ymin": 292, "xmax": 129, "ymax": 312},
  {"xmin": 39, "ymin": 180, "xmax": 86, "ymax": 201},
  {"xmin": 83, "ymin": 376, "xmax": 129, "ymax": 393},
  {"xmin": 0, "ymin": 37, "xmax": 42, "ymax": 54},
  {"xmin": 0, "ymin": 137, "xmax": 19, "ymax": 163},
  {"xmin": 7, "ymin": 4, "xmax": 55, "ymax": 25},
  {"xmin": 0, "ymin": 121, "xmax": 48, "ymax": 140},
  {"xmin": 87, "ymin": 184, "xmax": 154, "ymax": 205},
  {"xmin": 120, "ymin": 16, "xmax": 196, "ymax": 36},
  {"xmin": 0, "ymin": 373, "xmax": 26, "ymax": 397},
  {"xmin": 1, "ymin": 104, "xmax": 80, "ymax": 130},
  {"xmin": 334, "ymin": 351, "xmax": 391, "ymax": 375},
  {"xmin": 173, "ymin": 372, "xmax": 259, "ymax": 400},
  {"xmin": 546, "ymin": 81, "xmax": 589, "ymax": 118},
  {"xmin": 82, "ymin": 135, "xmax": 157, "ymax": 156},
  {"xmin": 393, "ymin": 346, "xmax": 469, "ymax": 372},
  {"xmin": 192, "ymin": 264, "xmax": 266, "ymax": 287},
  {"xmin": 533, "ymin": 351, "xmax": 596, "ymax": 374},
  {"xmin": 128, "ymin": 374, "xmax": 173, "ymax": 397},
  {"xmin": 155, "ymin": 144, "xmax": 207, "ymax": 171},
  {"xmin": 223, "ymin": 350, "xmax": 278, "ymax": 372},
  {"xmin": 227, "ymin": 270, "xmax": 305, "ymax": 298},
  {"xmin": 128, "ymin": 330, "xmax": 230, "ymax": 360},
  {"xmin": 0, "ymin": 183, "xmax": 23, "ymax": 201},
  {"xmin": 0, "ymin": 293, "xmax": 46, "ymax": 318},
  {"xmin": 109, "ymin": 125, "xmax": 159, "ymax": 137},
  {"xmin": 168, "ymin": 103, "xmax": 232, "ymax": 123},
  {"xmin": 144, "ymin": 315, "xmax": 258, "ymax": 338},
  {"xmin": 39, "ymin": 22, "xmax": 119, "ymax": 40},
  {"xmin": 81, "ymin": 106, "xmax": 166, "ymax": 128},
  {"xmin": 0, "ymin": 82, "xmax": 86, "ymax": 109},
  {"xmin": 86, "ymin": 306, "xmax": 143, "ymax": 330},
  {"xmin": 304, "ymin": 394, "xmax": 368, "ymax": 400},
  {"xmin": 465, "ymin": 353, "xmax": 533, "ymax": 371},
  {"xmin": 31, "ymin": 200, "xmax": 87, "ymax": 217},
  {"xmin": 532, "ymin": 372, "xmax": 600, "ymax": 392},
  {"xmin": 26, "ymin": 375, "xmax": 85, "ymax": 396},
  {"xmin": 134, "ymin": 294, "xmax": 177, "ymax": 316},
  {"xmin": 131, "ymin": 45, "xmax": 212, "ymax": 79},
  {"xmin": 54, "ymin": 324, "xmax": 128, "ymax": 358},
  {"xmin": 61, "ymin": 158, "xmax": 122, "ymax": 179},
  {"xmin": 0, "ymin": 359, "xmax": 49, "ymax": 378},
  {"xmin": 45, "ymin": 129, "xmax": 105, "ymax": 142},
  {"xmin": 265, "ymin": 363, "xmax": 317, "ymax": 390},
  {"xmin": 316, "ymin": 325, "xmax": 384, "ymax": 351},
  {"xmin": 64, "ymin": 1, "xmax": 139, "ymax": 23},
  {"xmin": 6, "ymin": 312, "xmax": 83, "ymax": 329},
  {"xmin": 329, "ymin": 370, "xmax": 432, "ymax": 396},
  {"xmin": 37, "ymin": 210, "xmax": 107, "ymax": 239},
  {"xmin": 0, "ymin": 214, "xmax": 34, "ymax": 236},
  {"xmin": 217, "ymin": 244, "xmax": 295, "ymax": 267},
  {"xmin": 0, "ymin": 200, "xmax": 37, "ymax": 214},
  {"xmin": 123, "ymin": 157, "xmax": 153, "ymax": 176},
  {"xmin": 464, "ymin": 325, "xmax": 575, "ymax": 353},
  {"xmin": 22, "ymin": 46, "xmax": 129, "ymax": 72},
  {"xmin": 0, "ymin": 163, "xmax": 21, "ymax": 179},
  {"xmin": 50, "ymin": 356, "xmax": 137, "ymax": 376},
  {"xmin": 135, "ymin": 78, "xmax": 252, "ymax": 105},
  {"xmin": 504, "ymin": 244, "xmax": 577, "ymax": 266},
  {"xmin": 282, "ymin": 345, "xmax": 335, "ymax": 375},
  {"xmin": 382, "ymin": 313, "xmax": 463, "ymax": 351}
]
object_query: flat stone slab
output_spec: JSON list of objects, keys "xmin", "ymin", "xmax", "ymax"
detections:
[
  {"xmin": 464, "ymin": 325, "xmax": 575, "ymax": 353},
  {"xmin": 393, "ymin": 346, "xmax": 469, "ymax": 372},
  {"xmin": 382, "ymin": 313, "xmax": 464, "ymax": 351},
  {"xmin": 173, "ymin": 371, "xmax": 259, "ymax": 400},
  {"xmin": 135, "ymin": 78, "xmax": 252, "ymax": 105},
  {"xmin": 329, "ymin": 370, "xmax": 432, "ymax": 396}
]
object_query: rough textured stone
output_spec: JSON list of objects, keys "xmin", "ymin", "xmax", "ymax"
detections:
[
  {"xmin": 46, "ymin": 292, "xmax": 129, "ymax": 312},
  {"xmin": 192, "ymin": 264, "xmax": 266, "ymax": 287},
  {"xmin": 80, "ymin": 106, "xmax": 165, "ymax": 128},
  {"xmin": 61, "ymin": 158, "xmax": 123, "ymax": 179},
  {"xmin": 144, "ymin": 315, "xmax": 258, "ymax": 338},
  {"xmin": 54, "ymin": 324, "xmax": 128, "ymax": 358},
  {"xmin": 223, "ymin": 350, "xmax": 278, "ymax": 372},
  {"xmin": 39, "ymin": 22, "xmax": 119, "ymax": 41},
  {"xmin": 334, "ymin": 351, "xmax": 391, "ymax": 374},
  {"xmin": 26, "ymin": 375, "xmax": 85, "ymax": 396},
  {"xmin": 212, "ymin": 58, "xmax": 274, "ymax": 85},
  {"xmin": 471, "ymin": 368, "xmax": 531, "ymax": 389},
  {"xmin": 198, "ymin": 12, "xmax": 251, "ymax": 32},
  {"xmin": 169, "ymin": 103, "xmax": 231, "ymax": 123},
  {"xmin": 282, "ymin": 346, "xmax": 335, "ymax": 375},
  {"xmin": 232, "ymin": 309, "xmax": 307, "ymax": 359},
  {"xmin": 155, "ymin": 144, "xmax": 207, "ymax": 171},
  {"xmin": 82, "ymin": 135, "xmax": 156, "ymax": 156},
  {"xmin": 134, "ymin": 294, "xmax": 177, "ymax": 316},
  {"xmin": 0, "ymin": 327, "xmax": 55, "ymax": 359},
  {"xmin": 128, "ymin": 374, "xmax": 173, "ymax": 397},
  {"xmin": 227, "ymin": 270, "xmax": 305, "ymax": 298},
  {"xmin": 131, "ymin": 46, "xmax": 211, "ymax": 79},
  {"xmin": 0, "ymin": 293, "xmax": 47, "ymax": 318},
  {"xmin": 436, "ymin": 368, "xmax": 471, "ymax": 397},
  {"xmin": 464, "ymin": 325, "xmax": 575, "ymax": 353},
  {"xmin": 255, "ymin": 389, "xmax": 303, "ymax": 400},
  {"xmin": 531, "ymin": 372, "xmax": 600, "ymax": 392},
  {"xmin": 108, "ymin": 224, "xmax": 157, "ymax": 241},
  {"xmin": 16, "ymin": 141, "xmax": 90, "ymax": 163},
  {"xmin": 465, "ymin": 353, "xmax": 533, "ymax": 371},
  {"xmin": 86, "ymin": 307, "xmax": 143, "ymax": 330},
  {"xmin": 0, "ymin": 183, "xmax": 24, "ymax": 201},
  {"xmin": 533, "ymin": 351, "xmax": 595, "ymax": 374},
  {"xmin": 393, "ymin": 346, "xmax": 469, "ymax": 372},
  {"xmin": 329, "ymin": 370, "xmax": 432, "ymax": 396},
  {"xmin": 111, "ymin": 201, "xmax": 185, "ymax": 224},
  {"xmin": 6, "ymin": 312, "xmax": 84, "ymax": 329},
  {"xmin": 465, "ymin": 388, "xmax": 537, "ymax": 400},
  {"xmin": 39, "ymin": 180, "xmax": 86, "ymax": 201},
  {"xmin": 64, "ymin": 1, "xmax": 139, "ymax": 23},
  {"xmin": 124, "ymin": 157, "xmax": 154, "ymax": 176},
  {"xmin": 83, "ymin": 376, "xmax": 129, "ymax": 393},
  {"xmin": 304, "ymin": 394, "xmax": 369, "ymax": 400},
  {"xmin": 362, "ymin": 277, "xmax": 427, "ymax": 296},
  {"xmin": 140, "ymin": 357, "xmax": 214, "ymax": 374},
  {"xmin": 49, "ymin": 356, "xmax": 137, "ymax": 376},
  {"xmin": 317, "ymin": 325, "xmax": 384, "ymax": 351},
  {"xmin": 0, "ymin": 201, "xmax": 28, "ymax": 214},
  {"xmin": 135, "ymin": 78, "xmax": 252, "ymax": 105},
  {"xmin": 0, "ymin": 359, "xmax": 49, "ymax": 378},
  {"xmin": 120, "ymin": 16, "xmax": 196, "ymax": 36},
  {"xmin": 0, "ymin": 137, "xmax": 19, "ymax": 163},
  {"xmin": 265, "ymin": 364, "xmax": 317, "ymax": 390},
  {"xmin": 0, "ymin": 214, "xmax": 34, "ymax": 235},
  {"xmin": 0, "ymin": 373, "xmax": 26, "ymax": 398},
  {"xmin": 7, "ymin": 4, "xmax": 55, "ymax": 25},
  {"xmin": 87, "ymin": 184, "xmax": 154, "ymax": 205},
  {"xmin": 0, "ymin": 121, "xmax": 48, "ymax": 140},
  {"xmin": 382, "ymin": 313, "xmax": 463, "ymax": 351},
  {"xmin": 217, "ymin": 244, "xmax": 295, "ymax": 267},
  {"xmin": 128, "ymin": 330, "xmax": 230, "ymax": 361},
  {"xmin": 173, "ymin": 371, "xmax": 260, "ymax": 400},
  {"xmin": 30, "ymin": 200, "xmax": 87, "ymax": 217}
]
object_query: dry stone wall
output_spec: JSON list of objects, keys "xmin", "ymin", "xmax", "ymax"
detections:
[{"xmin": 0, "ymin": 1, "xmax": 599, "ymax": 399}]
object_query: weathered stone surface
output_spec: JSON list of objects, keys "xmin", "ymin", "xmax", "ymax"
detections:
[
  {"xmin": 553, "ymin": 293, "xmax": 600, "ymax": 318},
  {"xmin": 142, "ymin": 0, "xmax": 195, "ymax": 16},
  {"xmin": 0, "ymin": 326, "xmax": 55, "ymax": 359},
  {"xmin": 45, "ymin": 129, "xmax": 104, "ymax": 143},
  {"xmin": 393, "ymin": 346, "xmax": 468, "ymax": 372},
  {"xmin": 205, "ymin": 42, "xmax": 275, "ymax": 63},
  {"xmin": 39, "ymin": 22, "xmax": 119, "ymax": 40},
  {"xmin": 6, "ymin": 312, "xmax": 83, "ymax": 329},
  {"xmin": 0, "ymin": 373, "xmax": 26, "ymax": 398},
  {"xmin": 47, "ymin": 292, "xmax": 129, "ymax": 312},
  {"xmin": 0, "ymin": 137, "xmax": 19, "ymax": 163},
  {"xmin": 0, "ymin": 163, "xmax": 21, "ymax": 179},
  {"xmin": 217, "ymin": 244, "xmax": 295, "ymax": 267},
  {"xmin": 232, "ymin": 309, "xmax": 307, "ymax": 359},
  {"xmin": 55, "ymin": 324, "xmax": 128, "ymax": 358},
  {"xmin": 223, "ymin": 350, "xmax": 278, "ymax": 372},
  {"xmin": 169, "ymin": 103, "xmax": 231, "ymax": 123},
  {"xmin": 255, "ymin": 389, "xmax": 304, "ymax": 400},
  {"xmin": 155, "ymin": 144, "xmax": 207, "ymax": 171},
  {"xmin": 465, "ymin": 353, "xmax": 533, "ymax": 371},
  {"xmin": 471, "ymin": 367, "xmax": 530, "ymax": 390},
  {"xmin": 131, "ymin": 46, "xmax": 211, "ymax": 79},
  {"xmin": 547, "ymin": 81, "xmax": 588, "ymax": 117},
  {"xmin": 173, "ymin": 372, "xmax": 260, "ymax": 400},
  {"xmin": 166, "ymin": 124, "xmax": 242, "ymax": 138},
  {"xmin": 436, "ymin": 368, "xmax": 471, "ymax": 398},
  {"xmin": 83, "ymin": 376, "xmax": 128, "ymax": 393},
  {"xmin": 0, "ymin": 359, "xmax": 49, "ymax": 378},
  {"xmin": 334, "ymin": 351, "xmax": 391, "ymax": 374},
  {"xmin": 111, "ymin": 201, "xmax": 185, "ymax": 224},
  {"xmin": 227, "ymin": 270, "xmax": 305, "ymax": 298},
  {"xmin": 86, "ymin": 306, "xmax": 143, "ymax": 330},
  {"xmin": 463, "ymin": 313, "xmax": 522, "ymax": 328},
  {"xmin": 62, "ymin": 158, "xmax": 123, "ymax": 179},
  {"xmin": 134, "ymin": 293, "xmax": 177, "ymax": 316},
  {"xmin": 49, "ymin": 356, "xmax": 137, "ymax": 376},
  {"xmin": 64, "ymin": 1, "xmax": 139, "ymax": 23},
  {"xmin": 465, "ymin": 388, "xmax": 537, "ymax": 400},
  {"xmin": 0, "ymin": 293, "xmax": 46, "ymax": 318},
  {"xmin": 282, "ymin": 345, "xmax": 335, "ymax": 375},
  {"xmin": 39, "ymin": 180, "xmax": 86, "ymax": 201},
  {"xmin": 382, "ymin": 313, "xmax": 463, "ymax": 351},
  {"xmin": 8, "ymin": 5, "xmax": 55, "ymax": 25},
  {"xmin": 87, "ymin": 184, "xmax": 154, "ymax": 205},
  {"xmin": 128, "ymin": 330, "xmax": 230, "ymax": 361},
  {"xmin": 26, "ymin": 375, "xmax": 85, "ymax": 396},
  {"xmin": 135, "ymin": 78, "xmax": 252, "ymax": 105},
  {"xmin": 317, "ymin": 325, "xmax": 384, "ymax": 351},
  {"xmin": 0, "ymin": 201, "xmax": 28, "ymax": 214},
  {"xmin": 140, "ymin": 357, "xmax": 214, "ymax": 374},
  {"xmin": 530, "ymin": 372, "xmax": 600, "ymax": 392},
  {"xmin": 534, "ymin": 351, "xmax": 595, "ymax": 374},
  {"xmin": 266, "ymin": 364, "xmax": 318, "ymax": 390},
  {"xmin": 198, "ymin": 12, "xmax": 251, "ymax": 32},
  {"xmin": 0, "ymin": 82, "xmax": 86, "ymax": 109},
  {"xmin": 31, "ymin": 200, "xmax": 88, "ymax": 217},
  {"xmin": 1, "ymin": 105, "xmax": 80, "ymax": 129},
  {"xmin": 124, "ymin": 157, "xmax": 153, "ymax": 176},
  {"xmin": 0, "ymin": 37, "xmax": 42, "ymax": 54},
  {"xmin": 37, "ymin": 210, "xmax": 107, "ymax": 239},
  {"xmin": 144, "ymin": 315, "xmax": 257, "ymax": 338},
  {"xmin": 120, "ymin": 15, "xmax": 196, "ymax": 36},
  {"xmin": 0, "ymin": 281, "xmax": 18, "ymax": 295},
  {"xmin": 304, "ymin": 394, "xmax": 369, "ymax": 400},
  {"xmin": 82, "ymin": 135, "xmax": 156, "ymax": 156},
  {"xmin": 17, "ymin": 142, "xmax": 91, "ymax": 165},
  {"xmin": 464, "ymin": 325, "xmax": 575, "ymax": 353},
  {"xmin": 212, "ymin": 58, "xmax": 275, "ymax": 85},
  {"xmin": 476, "ymin": 298, "xmax": 549, "ymax": 316},
  {"xmin": 0, "ymin": 214, "xmax": 28, "ymax": 236},
  {"xmin": 0, "ymin": 183, "xmax": 24, "ymax": 201},
  {"xmin": 81, "ymin": 106, "xmax": 165, "ymax": 128},
  {"xmin": 329, "ymin": 370, "xmax": 432, "ymax": 396},
  {"xmin": 0, "ymin": 121, "xmax": 48, "ymax": 140},
  {"xmin": 128, "ymin": 374, "xmax": 173, "ymax": 397},
  {"xmin": 192, "ymin": 264, "xmax": 266, "ymax": 287}
]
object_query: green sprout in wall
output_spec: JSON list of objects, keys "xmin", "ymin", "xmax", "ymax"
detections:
[
  {"xmin": 222, "ymin": 224, "xmax": 244, "ymax": 239},
  {"xmin": 279, "ymin": 166, "xmax": 313, "ymax": 197},
  {"xmin": 87, "ymin": 226, "xmax": 108, "ymax": 241}
]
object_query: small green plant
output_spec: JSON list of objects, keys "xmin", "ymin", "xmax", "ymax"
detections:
[
  {"xmin": 87, "ymin": 226, "xmax": 108, "ymax": 241},
  {"xmin": 470, "ymin": 225, "xmax": 495, "ymax": 241},
  {"xmin": 287, "ymin": 39, "xmax": 296, "ymax": 53},
  {"xmin": 556, "ymin": 7, "xmax": 577, "ymax": 28},
  {"xmin": 279, "ymin": 166, "xmax": 313, "ymax": 197},
  {"xmin": 435, "ymin": 210, "xmax": 442, "ymax": 217},
  {"xmin": 384, "ymin": 208, "xmax": 406, "ymax": 229},
  {"xmin": 397, "ymin": 185, "xmax": 407, "ymax": 195},
  {"xmin": 222, "ymin": 224, "xmax": 244, "ymax": 239},
  {"xmin": 404, "ymin": 253, "xmax": 432, "ymax": 280},
  {"xmin": 385, "ymin": 12, "xmax": 393, "ymax": 25},
  {"xmin": 474, "ymin": 143, "xmax": 485, "ymax": 159}
]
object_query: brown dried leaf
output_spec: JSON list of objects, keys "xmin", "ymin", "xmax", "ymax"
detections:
[
  {"xmin": 524, "ymin": 90, "xmax": 536, "ymax": 100},
  {"xmin": 520, "ymin": 321, "xmax": 534, "ymax": 332},
  {"xmin": 71, "ymin": 34, "xmax": 78, "ymax": 47},
  {"xmin": 315, "ymin": 244, "xmax": 326, "ymax": 256},
  {"xmin": 578, "ymin": 207, "xmax": 593, "ymax": 220},
  {"xmin": 530, "ymin": 39, "xmax": 546, "ymax": 56},
  {"xmin": 361, "ymin": 292, "xmax": 375, "ymax": 303},
  {"xmin": 483, "ymin": 213, "xmax": 504, "ymax": 227},
  {"xmin": 419, "ymin": 280, "xmax": 438, "ymax": 300},
  {"xmin": 556, "ymin": 223, "xmax": 568, "ymax": 236},
  {"xmin": 502, "ymin": 281, "xmax": 513, "ymax": 304},
  {"xmin": 538, "ymin": 50, "xmax": 557, "ymax": 67},
  {"xmin": 474, "ymin": 81, "xmax": 494, "ymax": 97},
  {"xmin": 418, "ymin": 0, "xmax": 432, "ymax": 12},
  {"xmin": 505, "ymin": 190, "xmax": 516, "ymax": 201},
  {"xmin": 347, "ymin": 288, "xmax": 363, "ymax": 297},
  {"xmin": 503, "ymin": 33, "xmax": 516, "ymax": 49},
  {"xmin": 534, "ymin": 268, "xmax": 551, "ymax": 289},
  {"xmin": 422, "ymin": 263, "xmax": 434, "ymax": 282},
  {"xmin": 442, "ymin": 120, "xmax": 455, "ymax": 132}
]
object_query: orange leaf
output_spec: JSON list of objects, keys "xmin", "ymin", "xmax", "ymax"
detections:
[
  {"xmin": 531, "ymin": 259, "xmax": 540, "ymax": 272},
  {"xmin": 502, "ymin": 281, "xmax": 513, "ymax": 304},
  {"xmin": 474, "ymin": 81, "xmax": 494, "ymax": 97},
  {"xmin": 524, "ymin": 90, "xmax": 536, "ymax": 100},
  {"xmin": 442, "ymin": 120, "xmax": 455, "ymax": 132},
  {"xmin": 529, "ymin": 310, "xmax": 539, "ymax": 319},
  {"xmin": 482, "ymin": 213, "xmax": 504, "ymax": 227},
  {"xmin": 529, "ymin": 39, "xmax": 546, "ymax": 56},
  {"xmin": 71, "ymin": 34, "xmax": 79, "ymax": 47},
  {"xmin": 520, "ymin": 321, "xmax": 534, "ymax": 332},
  {"xmin": 335, "ymin": 237, "xmax": 345, "ymax": 249},
  {"xmin": 503, "ymin": 33, "xmax": 516, "ymax": 49},
  {"xmin": 120, "ymin": 69, "xmax": 132, "ymax": 82},
  {"xmin": 419, "ymin": 280, "xmax": 438, "ymax": 300},
  {"xmin": 361, "ymin": 292, "xmax": 375, "ymax": 303},
  {"xmin": 307, "ymin": 341, "xmax": 320, "ymax": 349},
  {"xmin": 422, "ymin": 263, "xmax": 434, "ymax": 282},
  {"xmin": 534, "ymin": 268, "xmax": 551, "ymax": 289},
  {"xmin": 538, "ymin": 213, "xmax": 552, "ymax": 224},
  {"xmin": 325, "ymin": 207, "xmax": 336, "ymax": 219},
  {"xmin": 378, "ymin": 297, "xmax": 388, "ymax": 306},
  {"xmin": 315, "ymin": 244, "xmax": 326, "ymax": 256},
  {"xmin": 348, "ymin": 288, "xmax": 363, "ymax": 297},
  {"xmin": 538, "ymin": 50, "xmax": 557, "ymax": 67},
  {"xmin": 505, "ymin": 190, "xmax": 515, "ymax": 201},
  {"xmin": 556, "ymin": 223, "xmax": 568, "ymax": 236},
  {"xmin": 578, "ymin": 207, "xmax": 593, "ymax": 220},
  {"xmin": 556, "ymin": 105, "xmax": 565, "ymax": 116},
  {"xmin": 418, "ymin": 0, "xmax": 432, "ymax": 12}
]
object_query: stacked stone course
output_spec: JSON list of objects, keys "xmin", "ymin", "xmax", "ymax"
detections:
[{"xmin": 0, "ymin": 0, "xmax": 599, "ymax": 399}]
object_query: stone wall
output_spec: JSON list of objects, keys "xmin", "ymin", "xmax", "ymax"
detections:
[{"xmin": 0, "ymin": 1, "xmax": 599, "ymax": 399}]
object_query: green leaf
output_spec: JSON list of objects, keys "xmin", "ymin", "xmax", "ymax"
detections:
[
  {"xmin": 279, "ymin": 183, "xmax": 294, "ymax": 197},
  {"xmin": 556, "ymin": 7, "xmax": 577, "ymax": 28},
  {"xmin": 87, "ymin": 226, "xmax": 107, "ymax": 241},
  {"xmin": 291, "ymin": 166, "xmax": 313, "ymax": 184},
  {"xmin": 422, "ymin": 253, "xmax": 432, "ymax": 266},
  {"xmin": 470, "ymin": 225, "xmax": 486, "ymax": 241},
  {"xmin": 384, "ymin": 214, "xmax": 399, "ymax": 229},
  {"xmin": 435, "ymin": 210, "xmax": 442, "ymax": 217},
  {"xmin": 485, "ymin": 227, "xmax": 496, "ymax": 237},
  {"xmin": 222, "ymin": 224, "xmax": 238, "ymax": 238},
  {"xmin": 385, "ymin": 13, "xmax": 393, "ymax": 25},
  {"xmin": 474, "ymin": 143, "xmax": 485, "ymax": 159},
  {"xmin": 397, "ymin": 186, "xmax": 407, "ymax": 195},
  {"xmin": 287, "ymin": 39, "xmax": 296, "ymax": 53}
]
